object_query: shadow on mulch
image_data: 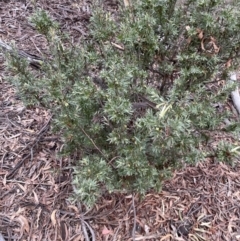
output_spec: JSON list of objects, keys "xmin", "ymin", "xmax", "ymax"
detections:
[{"xmin": 1, "ymin": 1, "xmax": 240, "ymax": 240}]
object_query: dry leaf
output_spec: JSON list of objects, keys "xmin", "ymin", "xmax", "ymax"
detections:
[
  {"xmin": 125, "ymin": 194, "xmax": 133, "ymax": 199},
  {"xmin": 196, "ymin": 28, "xmax": 203, "ymax": 39},
  {"xmin": 51, "ymin": 209, "xmax": 58, "ymax": 227},
  {"xmin": 212, "ymin": 41, "xmax": 220, "ymax": 53},
  {"xmin": 32, "ymin": 190, "xmax": 39, "ymax": 204},
  {"xmin": 72, "ymin": 235, "xmax": 83, "ymax": 241},
  {"xmin": 17, "ymin": 183, "xmax": 26, "ymax": 193},
  {"xmin": 187, "ymin": 37, "xmax": 192, "ymax": 44},
  {"xmin": 225, "ymin": 59, "xmax": 232, "ymax": 68},
  {"xmin": 160, "ymin": 234, "xmax": 173, "ymax": 241},
  {"xmin": 198, "ymin": 30, "xmax": 204, "ymax": 40},
  {"xmin": 16, "ymin": 215, "xmax": 30, "ymax": 233},
  {"xmin": 201, "ymin": 38, "xmax": 206, "ymax": 51},
  {"xmin": 111, "ymin": 42, "xmax": 125, "ymax": 51},
  {"xmin": 3, "ymin": 174, "xmax": 6, "ymax": 186},
  {"xmin": 68, "ymin": 205, "xmax": 79, "ymax": 213},
  {"xmin": 123, "ymin": 0, "xmax": 131, "ymax": 7},
  {"xmin": 144, "ymin": 224, "xmax": 150, "ymax": 234},
  {"xmin": 36, "ymin": 207, "xmax": 42, "ymax": 228},
  {"xmin": 102, "ymin": 226, "xmax": 112, "ymax": 235},
  {"xmin": 60, "ymin": 221, "xmax": 68, "ymax": 241}
]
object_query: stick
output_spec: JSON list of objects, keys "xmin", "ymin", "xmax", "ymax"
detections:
[{"xmin": 0, "ymin": 39, "xmax": 43, "ymax": 69}]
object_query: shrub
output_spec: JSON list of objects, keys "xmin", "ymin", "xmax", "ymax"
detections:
[{"xmin": 6, "ymin": 0, "xmax": 240, "ymax": 206}]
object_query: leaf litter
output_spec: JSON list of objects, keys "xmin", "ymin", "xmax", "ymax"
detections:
[{"xmin": 0, "ymin": 0, "xmax": 240, "ymax": 240}]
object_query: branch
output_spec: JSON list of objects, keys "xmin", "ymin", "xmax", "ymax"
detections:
[
  {"xmin": 79, "ymin": 127, "xmax": 106, "ymax": 158},
  {"xmin": 0, "ymin": 39, "xmax": 44, "ymax": 69}
]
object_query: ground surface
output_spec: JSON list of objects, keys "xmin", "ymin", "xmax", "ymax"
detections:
[{"xmin": 1, "ymin": 1, "xmax": 240, "ymax": 241}]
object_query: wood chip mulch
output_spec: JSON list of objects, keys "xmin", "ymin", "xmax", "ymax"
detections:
[{"xmin": 1, "ymin": 1, "xmax": 240, "ymax": 240}]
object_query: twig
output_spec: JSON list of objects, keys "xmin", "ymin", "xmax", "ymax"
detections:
[
  {"xmin": 79, "ymin": 126, "xmax": 106, "ymax": 158},
  {"xmin": 6, "ymin": 179, "xmax": 54, "ymax": 186},
  {"xmin": 135, "ymin": 233, "xmax": 172, "ymax": 240},
  {"xmin": 131, "ymin": 193, "xmax": 137, "ymax": 241},
  {"xmin": 0, "ymin": 39, "xmax": 43, "ymax": 69},
  {"xmin": 6, "ymin": 153, "xmax": 31, "ymax": 179},
  {"xmin": 111, "ymin": 42, "xmax": 124, "ymax": 51},
  {"xmin": 80, "ymin": 217, "xmax": 90, "ymax": 241},
  {"xmin": 68, "ymin": 232, "xmax": 84, "ymax": 241},
  {"xmin": 84, "ymin": 220, "xmax": 96, "ymax": 241},
  {"xmin": 138, "ymin": 94, "xmax": 158, "ymax": 110},
  {"xmin": 80, "ymin": 215, "xmax": 96, "ymax": 241}
]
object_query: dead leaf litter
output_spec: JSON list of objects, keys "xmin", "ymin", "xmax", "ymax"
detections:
[{"xmin": 1, "ymin": 1, "xmax": 240, "ymax": 240}]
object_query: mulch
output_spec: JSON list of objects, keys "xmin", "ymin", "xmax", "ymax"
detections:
[{"xmin": 1, "ymin": 1, "xmax": 240, "ymax": 240}]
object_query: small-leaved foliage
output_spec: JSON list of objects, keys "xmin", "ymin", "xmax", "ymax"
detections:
[{"xmin": 6, "ymin": 0, "xmax": 240, "ymax": 206}]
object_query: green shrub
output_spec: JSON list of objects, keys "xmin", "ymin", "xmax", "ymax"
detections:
[{"xmin": 6, "ymin": 0, "xmax": 240, "ymax": 206}]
